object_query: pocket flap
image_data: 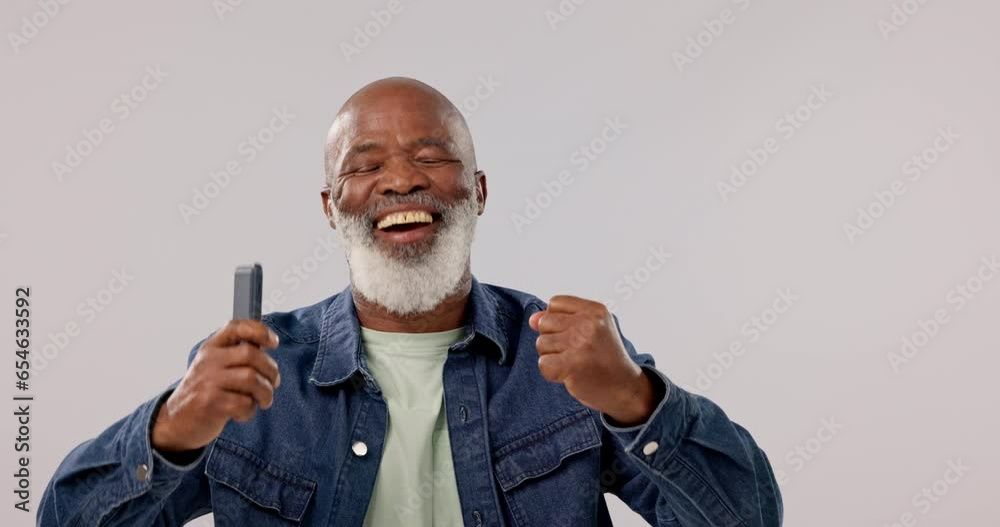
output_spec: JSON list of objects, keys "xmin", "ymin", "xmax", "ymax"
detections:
[
  {"xmin": 493, "ymin": 409, "xmax": 601, "ymax": 492},
  {"xmin": 205, "ymin": 438, "xmax": 317, "ymax": 522}
]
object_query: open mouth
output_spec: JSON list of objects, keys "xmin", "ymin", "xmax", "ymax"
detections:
[
  {"xmin": 374, "ymin": 210, "xmax": 441, "ymax": 231},
  {"xmin": 372, "ymin": 209, "xmax": 442, "ymax": 242}
]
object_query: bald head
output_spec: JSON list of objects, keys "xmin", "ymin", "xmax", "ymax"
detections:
[{"xmin": 324, "ymin": 77, "xmax": 477, "ymax": 188}]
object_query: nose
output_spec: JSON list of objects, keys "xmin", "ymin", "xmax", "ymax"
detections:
[{"xmin": 374, "ymin": 158, "xmax": 431, "ymax": 196}]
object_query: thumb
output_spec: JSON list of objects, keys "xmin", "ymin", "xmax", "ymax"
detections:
[{"xmin": 528, "ymin": 310, "xmax": 545, "ymax": 331}]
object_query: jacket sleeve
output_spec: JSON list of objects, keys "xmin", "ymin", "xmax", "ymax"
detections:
[
  {"xmin": 37, "ymin": 339, "xmax": 213, "ymax": 526},
  {"xmin": 599, "ymin": 315, "xmax": 783, "ymax": 526}
]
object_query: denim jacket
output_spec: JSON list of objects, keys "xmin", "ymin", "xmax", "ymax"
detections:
[{"xmin": 38, "ymin": 276, "xmax": 782, "ymax": 526}]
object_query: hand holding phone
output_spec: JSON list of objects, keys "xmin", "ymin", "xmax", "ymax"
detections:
[{"xmin": 151, "ymin": 263, "xmax": 280, "ymax": 454}]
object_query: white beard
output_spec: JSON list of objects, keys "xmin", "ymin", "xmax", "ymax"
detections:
[{"xmin": 329, "ymin": 186, "xmax": 479, "ymax": 317}]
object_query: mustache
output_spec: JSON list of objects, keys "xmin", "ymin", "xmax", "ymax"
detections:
[{"xmin": 350, "ymin": 190, "xmax": 467, "ymax": 225}]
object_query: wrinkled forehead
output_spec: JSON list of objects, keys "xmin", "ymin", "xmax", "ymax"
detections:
[{"xmin": 327, "ymin": 98, "xmax": 461, "ymax": 160}]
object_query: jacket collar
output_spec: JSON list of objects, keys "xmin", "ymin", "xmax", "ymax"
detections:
[{"xmin": 309, "ymin": 275, "xmax": 510, "ymax": 387}]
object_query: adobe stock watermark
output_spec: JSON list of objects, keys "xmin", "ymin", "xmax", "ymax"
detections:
[
  {"xmin": 260, "ymin": 232, "xmax": 344, "ymax": 314},
  {"xmin": 716, "ymin": 84, "xmax": 835, "ymax": 202},
  {"xmin": 51, "ymin": 65, "xmax": 169, "ymax": 182},
  {"xmin": 212, "ymin": 0, "xmax": 249, "ymax": 21},
  {"xmin": 393, "ymin": 470, "xmax": 459, "ymax": 524},
  {"xmin": 883, "ymin": 458, "xmax": 969, "ymax": 527},
  {"xmin": 7, "ymin": 0, "xmax": 73, "ymax": 54},
  {"xmin": 456, "ymin": 75, "xmax": 500, "ymax": 121},
  {"xmin": 598, "ymin": 246, "xmax": 673, "ymax": 313},
  {"xmin": 887, "ymin": 254, "xmax": 998, "ymax": 373},
  {"xmin": 694, "ymin": 288, "xmax": 798, "ymax": 392},
  {"xmin": 510, "ymin": 116, "xmax": 627, "ymax": 233},
  {"xmin": 340, "ymin": 0, "xmax": 412, "ymax": 63},
  {"xmin": 544, "ymin": 0, "xmax": 591, "ymax": 31},
  {"xmin": 774, "ymin": 416, "xmax": 845, "ymax": 486},
  {"xmin": 878, "ymin": 0, "xmax": 932, "ymax": 41},
  {"xmin": 672, "ymin": 0, "xmax": 754, "ymax": 73},
  {"xmin": 842, "ymin": 127, "xmax": 959, "ymax": 244},
  {"xmin": 531, "ymin": 457, "xmax": 634, "ymax": 527},
  {"xmin": 178, "ymin": 107, "xmax": 295, "ymax": 223},
  {"xmin": 30, "ymin": 268, "xmax": 135, "ymax": 376}
]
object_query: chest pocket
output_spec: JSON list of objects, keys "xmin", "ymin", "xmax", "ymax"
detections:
[
  {"xmin": 492, "ymin": 409, "xmax": 603, "ymax": 527},
  {"xmin": 204, "ymin": 437, "xmax": 317, "ymax": 524}
]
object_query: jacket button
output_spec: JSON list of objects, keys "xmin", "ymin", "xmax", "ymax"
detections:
[
  {"xmin": 136, "ymin": 463, "xmax": 149, "ymax": 482},
  {"xmin": 352, "ymin": 441, "xmax": 368, "ymax": 457},
  {"xmin": 642, "ymin": 441, "xmax": 659, "ymax": 456},
  {"xmin": 459, "ymin": 405, "xmax": 468, "ymax": 422}
]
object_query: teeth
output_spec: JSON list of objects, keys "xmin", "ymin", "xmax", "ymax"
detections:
[{"xmin": 376, "ymin": 210, "xmax": 434, "ymax": 230}]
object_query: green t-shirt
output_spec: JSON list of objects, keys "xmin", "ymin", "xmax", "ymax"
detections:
[{"xmin": 360, "ymin": 325, "xmax": 467, "ymax": 527}]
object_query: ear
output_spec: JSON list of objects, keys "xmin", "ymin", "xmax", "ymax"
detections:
[
  {"xmin": 320, "ymin": 187, "xmax": 337, "ymax": 230},
  {"xmin": 474, "ymin": 170, "xmax": 487, "ymax": 216}
]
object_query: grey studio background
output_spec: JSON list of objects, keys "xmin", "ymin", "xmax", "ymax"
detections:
[{"xmin": 2, "ymin": 0, "xmax": 998, "ymax": 525}]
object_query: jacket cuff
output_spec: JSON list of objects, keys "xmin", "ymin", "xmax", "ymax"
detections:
[
  {"xmin": 150, "ymin": 392, "xmax": 210, "ymax": 471},
  {"xmin": 600, "ymin": 366, "xmax": 689, "ymax": 468},
  {"xmin": 72, "ymin": 386, "xmax": 191, "ymax": 525},
  {"xmin": 122, "ymin": 387, "xmax": 205, "ymax": 498}
]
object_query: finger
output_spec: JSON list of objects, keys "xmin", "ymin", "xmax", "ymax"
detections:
[
  {"xmin": 546, "ymin": 295, "xmax": 592, "ymax": 314},
  {"xmin": 214, "ymin": 391, "xmax": 256, "ymax": 422},
  {"xmin": 217, "ymin": 343, "xmax": 281, "ymax": 388},
  {"xmin": 211, "ymin": 320, "xmax": 280, "ymax": 349},
  {"xmin": 535, "ymin": 334, "xmax": 566, "ymax": 355},
  {"xmin": 537, "ymin": 353, "xmax": 568, "ymax": 383},
  {"xmin": 528, "ymin": 311, "xmax": 544, "ymax": 331},
  {"xmin": 217, "ymin": 367, "xmax": 275, "ymax": 410},
  {"xmin": 534, "ymin": 312, "xmax": 576, "ymax": 334}
]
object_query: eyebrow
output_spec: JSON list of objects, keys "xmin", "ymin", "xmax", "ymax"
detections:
[
  {"xmin": 409, "ymin": 137, "xmax": 454, "ymax": 151},
  {"xmin": 340, "ymin": 136, "xmax": 456, "ymax": 168},
  {"xmin": 341, "ymin": 141, "xmax": 382, "ymax": 166}
]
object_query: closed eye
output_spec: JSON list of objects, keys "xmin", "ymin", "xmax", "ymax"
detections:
[{"xmin": 416, "ymin": 158, "xmax": 457, "ymax": 166}]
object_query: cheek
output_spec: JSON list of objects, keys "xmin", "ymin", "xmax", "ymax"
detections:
[
  {"xmin": 432, "ymin": 170, "xmax": 473, "ymax": 199},
  {"xmin": 335, "ymin": 179, "xmax": 373, "ymax": 213}
]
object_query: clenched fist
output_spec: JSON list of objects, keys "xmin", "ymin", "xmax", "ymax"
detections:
[
  {"xmin": 529, "ymin": 295, "xmax": 659, "ymax": 427},
  {"xmin": 152, "ymin": 320, "xmax": 281, "ymax": 454}
]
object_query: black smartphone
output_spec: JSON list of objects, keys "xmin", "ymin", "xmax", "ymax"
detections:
[{"xmin": 233, "ymin": 263, "xmax": 263, "ymax": 320}]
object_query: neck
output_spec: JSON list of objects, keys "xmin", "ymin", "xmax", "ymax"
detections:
[{"xmin": 352, "ymin": 269, "xmax": 473, "ymax": 333}]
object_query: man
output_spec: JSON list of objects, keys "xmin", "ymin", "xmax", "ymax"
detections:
[{"xmin": 39, "ymin": 77, "xmax": 782, "ymax": 526}]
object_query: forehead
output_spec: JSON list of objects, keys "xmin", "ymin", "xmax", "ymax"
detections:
[{"xmin": 332, "ymin": 97, "xmax": 457, "ymax": 154}]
